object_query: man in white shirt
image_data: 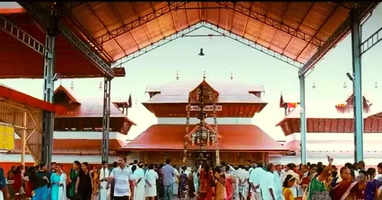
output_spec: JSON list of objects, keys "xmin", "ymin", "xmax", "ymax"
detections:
[
  {"xmin": 99, "ymin": 161, "xmax": 110, "ymax": 200},
  {"xmin": 133, "ymin": 162, "xmax": 146, "ymax": 200},
  {"xmin": 271, "ymin": 163, "xmax": 284, "ymax": 200},
  {"xmin": 259, "ymin": 164, "xmax": 276, "ymax": 200},
  {"xmin": 248, "ymin": 163, "xmax": 262, "ymax": 200},
  {"xmin": 145, "ymin": 164, "xmax": 159, "ymax": 200},
  {"xmin": 109, "ymin": 157, "xmax": 132, "ymax": 200}
]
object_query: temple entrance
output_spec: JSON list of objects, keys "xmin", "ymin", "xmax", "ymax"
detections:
[{"xmin": 191, "ymin": 151, "xmax": 216, "ymax": 167}]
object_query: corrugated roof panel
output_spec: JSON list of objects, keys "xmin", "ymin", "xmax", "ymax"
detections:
[
  {"xmin": 72, "ymin": 4, "xmax": 107, "ymax": 38},
  {"xmin": 171, "ymin": 9, "xmax": 188, "ymax": 31},
  {"xmin": 283, "ymin": 2, "xmax": 314, "ymax": 29},
  {"xmin": 90, "ymin": 2, "xmax": 121, "ymax": 32},
  {"xmin": 113, "ymin": 3, "xmax": 137, "ymax": 25},
  {"xmin": 185, "ymin": 2, "xmax": 201, "ymax": 22},
  {"xmin": 158, "ymin": 13, "xmax": 176, "ymax": 36},
  {"xmin": 232, "ymin": 12, "xmax": 247, "ymax": 36},
  {"xmin": 132, "ymin": 2, "xmax": 153, "ymax": 17},
  {"xmin": 102, "ymin": 39, "xmax": 124, "ymax": 60},
  {"xmin": 285, "ymin": 37, "xmax": 307, "ymax": 58},
  {"xmin": 129, "ymin": 27, "xmax": 150, "ymax": 49},
  {"xmin": 316, "ymin": 6, "xmax": 349, "ymax": 41},
  {"xmin": 267, "ymin": 2, "xmax": 289, "ymax": 22},
  {"xmin": 220, "ymin": 9, "xmax": 235, "ymax": 31},
  {"xmin": 145, "ymin": 20, "xmax": 164, "ymax": 42},
  {"xmin": 205, "ymin": 8, "xmax": 219, "ymax": 26},
  {"xmin": 297, "ymin": 43, "xmax": 318, "ymax": 63}
]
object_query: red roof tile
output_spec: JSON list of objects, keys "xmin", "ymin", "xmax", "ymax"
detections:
[
  {"xmin": 52, "ymin": 85, "xmax": 135, "ymax": 134},
  {"xmin": 122, "ymin": 124, "xmax": 288, "ymax": 152},
  {"xmin": 0, "ymin": 84, "xmax": 64, "ymax": 113}
]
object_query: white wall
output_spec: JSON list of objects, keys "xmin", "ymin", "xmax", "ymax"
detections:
[{"xmin": 157, "ymin": 117, "xmax": 253, "ymax": 124}]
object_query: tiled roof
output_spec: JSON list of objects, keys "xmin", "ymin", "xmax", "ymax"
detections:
[
  {"xmin": 145, "ymin": 79, "xmax": 266, "ymax": 104},
  {"xmin": 122, "ymin": 124, "xmax": 288, "ymax": 152}
]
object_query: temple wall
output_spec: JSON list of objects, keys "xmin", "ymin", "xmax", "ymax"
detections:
[
  {"xmin": 134, "ymin": 151, "xmax": 184, "ymax": 166},
  {"xmin": 220, "ymin": 152, "xmax": 267, "ymax": 165},
  {"xmin": 130, "ymin": 151, "xmax": 270, "ymax": 166}
]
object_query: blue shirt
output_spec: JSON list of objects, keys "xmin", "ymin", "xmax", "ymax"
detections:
[
  {"xmin": 160, "ymin": 164, "xmax": 175, "ymax": 186},
  {"xmin": 0, "ymin": 168, "xmax": 6, "ymax": 189}
]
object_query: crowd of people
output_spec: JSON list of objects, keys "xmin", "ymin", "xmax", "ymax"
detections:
[{"xmin": 1, "ymin": 156, "xmax": 382, "ymax": 200}]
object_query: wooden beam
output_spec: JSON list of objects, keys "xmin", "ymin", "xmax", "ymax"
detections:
[{"xmin": 21, "ymin": 112, "xmax": 27, "ymax": 165}]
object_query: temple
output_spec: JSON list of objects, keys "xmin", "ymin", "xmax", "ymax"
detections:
[
  {"xmin": 277, "ymin": 94, "xmax": 382, "ymax": 165},
  {"xmin": 121, "ymin": 79, "xmax": 288, "ymax": 166},
  {"xmin": 0, "ymin": 84, "xmax": 134, "ymax": 170}
]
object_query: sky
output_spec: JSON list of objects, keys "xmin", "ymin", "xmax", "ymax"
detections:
[{"xmin": 1, "ymin": 3, "xmax": 382, "ymax": 141}]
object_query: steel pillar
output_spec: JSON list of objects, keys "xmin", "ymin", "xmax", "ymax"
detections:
[
  {"xmin": 102, "ymin": 77, "xmax": 111, "ymax": 163},
  {"xmin": 299, "ymin": 74, "xmax": 307, "ymax": 164},
  {"xmin": 351, "ymin": 8, "xmax": 364, "ymax": 162},
  {"xmin": 41, "ymin": 34, "xmax": 56, "ymax": 166}
]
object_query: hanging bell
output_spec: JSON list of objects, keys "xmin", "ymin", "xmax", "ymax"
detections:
[
  {"xmin": 375, "ymin": 81, "xmax": 378, "ymax": 88},
  {"xmin": 312, "ymin": 82, "xmax": 316, "ymax": 89},
  {"xmin": 343, "ymin": 82, "xmax": 347, "ymax": 89},
  {"xmin": 198, "ymin": 48, "xmax": 205, "ymax": 56}
]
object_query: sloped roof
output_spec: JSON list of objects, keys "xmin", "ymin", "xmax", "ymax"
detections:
[
  {"xmin": 58, "ymin": 1, "xmax": 376, "ymax": 65},
  {"xmin": 277, "ymin": 106, "xmax": 382, "ymax": 136},
  {"xmin": 145, "ymin": 79, "xmax": 266, "ymax": 104},
  {"xmin": 52, "ymin": 85, "xmax": 135, "ymax": 134},
  {"xmin": 121, "ymin": 124, "xmax": 288, "ymax": 152},
  {"xmin": 54, "ymin": 85, "xmax": 129, "ymax": 118},
  {"xmin": 0, "ymin": 84, "xmax": 64, "ymax": 113}
]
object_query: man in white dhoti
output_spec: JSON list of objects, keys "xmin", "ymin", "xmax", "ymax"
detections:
[
  {"xmin": 145, "ymin": 164, "xmax": 158, "ymax": 200},
  {"xmin": 172, "ymin": 166, "xmax": 179, "ymax": 196},
  {"xmin": 99, "ymin": 161, "xmax": 110, "ymax": 200},
  {"xmin": 249, "ymin": 163, "xmax": 263, "ymax": 200},
  {"xmin": 237, "ymin": 165, "xmax": 249, "ymax": 200},
  {"xmin": 226, "ymin": 164, "xmax": 239, "ymax": 200},
  {"xmin": 57, "ymin": 164, "xmax": 67, "ymax": 200},
  {"xmin": 133, "ymin": 162, "xmax": 146, "ymax": 200},
  {"xmin": 270, "ymin": 164, "xmax": 284, "ymax": 200}
]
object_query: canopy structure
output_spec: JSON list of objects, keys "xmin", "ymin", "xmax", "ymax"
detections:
[
  {"xmin": 20, "ymin": 1, "xmax": 375, "ymax": 70},
  {"xmin": 0, "ymin": 85, "xmax": 63, "ymax": 163},
  {"xmin": 1, "ymin": 1, "xmax": 380, "ymax": 164}
]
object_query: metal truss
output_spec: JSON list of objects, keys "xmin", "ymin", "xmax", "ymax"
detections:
[
  {"xmin": 17, "ymin": 1, "xmax": 115, "ymax": 78},
  {"xmin": 96, "ymin": 1, "xmax": 324, "ymax": 49},
  {"xmin": 95, "ymin": 2, "xmax": 187, "ymax": 45},
  {"xmin": 299, "ymin": 20, "xmax": 351, "ymax": 76},
  {"xmin": 299, "ymin": 2, "xmax": 378, "ymax": 76},
  {"xmin": 0, "ymin": 15, "xmax": 45, "ymax": 56},
  {"xmin": 201, "ymin": 22, "xmax": 303, "ymax": 69},
  {"xmin": 113, "ymin": 22, "xmax": 205, "ymax": 67},
  {"xmin": 60, "ymin": 24, "xmax": 114, "ymax": 78},
  {"xmin": 215, "ymin": 2, "xmax": 324, "ymax": 48},
  {"xmin": 361, "ymin": 26, "xmax": 382, "ymax": 55},
  {"xmin": 115, "ymin": 21, "xmax": 303, "ymax": 69}
]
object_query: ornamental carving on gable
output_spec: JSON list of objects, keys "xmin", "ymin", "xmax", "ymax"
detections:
[{"xmin": 189, "ymin": 81, "xmax": 219, "ymax": 104}]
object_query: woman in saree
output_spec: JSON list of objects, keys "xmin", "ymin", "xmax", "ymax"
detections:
[{"xmin": 68, "ymin": 161, "xmax": 80, "ymax": 200}]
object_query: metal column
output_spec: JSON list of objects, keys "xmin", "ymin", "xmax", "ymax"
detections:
[
  {"xmin": 102, "ymin": 77, "xmax": 111, "ymax": 163},
  {"xmin": 299, "ymin": 74, "xmax": 307, "ymax": 164},
  {"xmin": 42, "ymin": 33, "xmax": 56, "ymax": 166},
  {"xmin": 351, "ymin": 8, "xmax": 364, "ymax": 162}
]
